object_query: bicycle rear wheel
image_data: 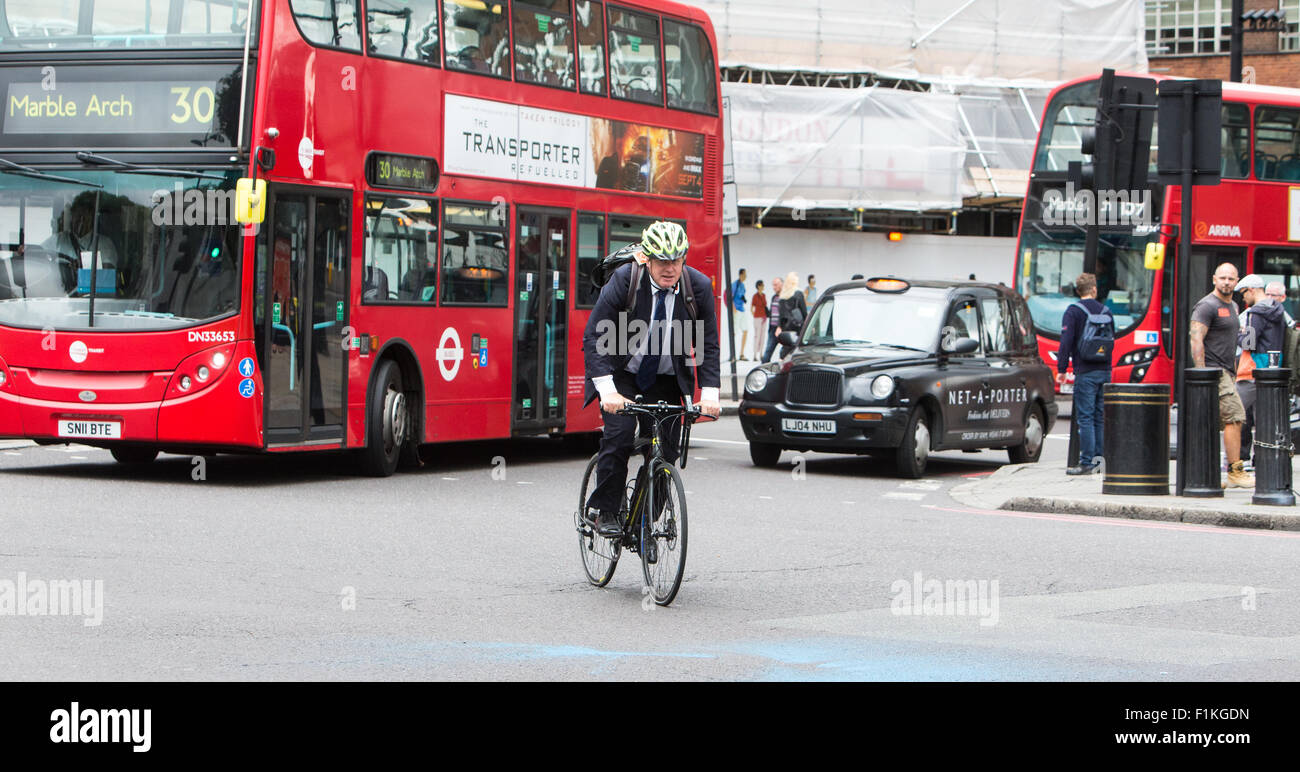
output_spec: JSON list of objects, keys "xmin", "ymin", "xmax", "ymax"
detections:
[
  {"xmin": 577, "ymin": 453, "xmax": 620, "ymax": 586},
  {"xmin": 641, "ymin": 460, "xmax": 688, "ymax": 606}
]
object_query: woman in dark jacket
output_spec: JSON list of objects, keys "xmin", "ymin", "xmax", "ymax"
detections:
[{"xmin": 775, "ymin": 271, "xmax": 808, "ymax": 358}]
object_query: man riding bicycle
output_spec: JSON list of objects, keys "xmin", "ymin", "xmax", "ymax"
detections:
[{"xmin": 582, "ymin": 221, "xmax": 721, "ymax": 536}]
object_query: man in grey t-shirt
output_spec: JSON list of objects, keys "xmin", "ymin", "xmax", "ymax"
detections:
[{"xmin": 1189, "ymin": 262, "xmax": 1251, "ymax": 488}]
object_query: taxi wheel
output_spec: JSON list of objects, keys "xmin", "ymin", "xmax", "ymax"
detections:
[
  {"xmin": 749, "ymin": 442, "xmax": 782, "ymax": 467},
  {"xmin": 896, "ymin": 408, "xmax": 930, "ymax": 479},
  {"xmin": 1008, "ymin": 403, "xmax": 1045, "ymax": 464}
]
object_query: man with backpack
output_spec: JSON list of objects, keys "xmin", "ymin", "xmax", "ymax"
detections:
[{"xmin": 1057, "ymin": 273, "xmax": 1113, "ymax": 475}]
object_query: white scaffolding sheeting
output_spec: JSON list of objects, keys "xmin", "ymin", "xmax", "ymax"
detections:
[
  {"xmin": 697, "ymin": 0, "xmax": 1147, "ymax": 84},
  {"xmin": 725, "ymin": 81, "xmax": 1050, "ymax": 212},
  {"xmin": 725, "ymin": 82, "xmax": 967, "ymax": 212}
]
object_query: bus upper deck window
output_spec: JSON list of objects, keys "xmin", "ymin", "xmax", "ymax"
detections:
[
  {"xmin": 607, "ymin": 6, "xmax": 660, "ymax": 105},
  {"xmin": 368, "ymin": 0, "xmax": 441, "ymax": 64},
  {"xmin": 290, "ymin": 0, "xmax": 363, "ymax": 51},
  {"xmin": 513, "ymin": 1, "xmax": 575, "ymax": 89},
  {"xmin": 443, "ymin": 0, "xmax": 510, "ymax": 78},
  {"xmin": 663, "ymin": 20, "xmax": 716, "ymax": 114},
  {"xmin": 576, "ymin": 1, "xmax": 606, "ymax": 95}
]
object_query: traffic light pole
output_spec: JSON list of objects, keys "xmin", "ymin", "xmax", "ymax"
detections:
[
  {"xmin": 1230, "ymin": 0, "xmax": 1244, "ymax": 83},
  {"xmin": 1174, "ymin": 88, "xmax": 1195, "ymax": 497}
]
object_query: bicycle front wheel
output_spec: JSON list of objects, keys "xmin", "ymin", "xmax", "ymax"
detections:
[
  {"xmin": 641, "ymin": 460, "xmax": 688, "ymax": 606},
  {"xmin": 577, "ymin": 453, "xmax": 620, "ymax": 586}
]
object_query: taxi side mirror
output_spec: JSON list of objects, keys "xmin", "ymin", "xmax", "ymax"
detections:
[
  {"xmin": 1144, "ymin": 242, "xmax": 1165, "ymax": 271},
  {"xmin": 235, "ymin": 178, "xmax": 266, "ymax": 225},
  {"xmin": 943, "ymin": 337, "xmax": 980, "ymax": 355},
  {"xmin": 777, "ymin": 331, "xmax": 799, "ymax": 347}
]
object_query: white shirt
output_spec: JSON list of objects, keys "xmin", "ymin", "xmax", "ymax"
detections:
[{"xmin": 594, "ymin": 273, "xmax": 718, "ymax": 403}]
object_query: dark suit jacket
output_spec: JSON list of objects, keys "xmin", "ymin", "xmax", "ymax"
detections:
[{"xmin": 582, "ymin": 263, "xmax": 720, "ymax": 406}]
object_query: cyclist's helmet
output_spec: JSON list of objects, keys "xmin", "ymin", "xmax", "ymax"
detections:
[{"xmin": 640, "ymin": 221, "xmax": 689, "ymax": 262}]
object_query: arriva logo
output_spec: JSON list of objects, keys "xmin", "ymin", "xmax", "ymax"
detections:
[{"xmin": 1196, "ymin": 221, "xmax": 1242, "ymax": 238}]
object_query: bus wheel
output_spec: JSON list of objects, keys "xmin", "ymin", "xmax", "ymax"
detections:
[
  {"xmin": 361, "ymin": 360, "xmax": 408, "ymax": 477},
  {"xmin": 111, "ymin": 447, "xmax": 158, "ymax": 464}
]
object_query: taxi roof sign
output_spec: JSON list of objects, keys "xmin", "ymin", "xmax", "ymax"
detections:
[{"xmin": 865, "ymin": 277, "xmax": 910, "ymax": 293}]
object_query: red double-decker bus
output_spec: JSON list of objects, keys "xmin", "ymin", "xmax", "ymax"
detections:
[
  {"xmin": 0, "ymin": 0, "xmax": 724, "ymax": 475},
  {"xmin": 1014, "ymin": 73, "xmax": 1300, "ymax": 393}
]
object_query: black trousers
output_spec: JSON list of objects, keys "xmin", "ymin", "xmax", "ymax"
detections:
[{"xmin": 586, "ymin": 371, "xmax": 684, "ymax": 515}]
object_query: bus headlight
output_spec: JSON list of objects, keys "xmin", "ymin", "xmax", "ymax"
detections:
[
  {"xmin": 745, "ymin": 368, "xmax": 770, "ymax": 394},
  {"xmin": 0, "ymin": 369, "xmax": 6, "ymax": 388},
  {"xmin": 871, "ymin": 375, "xmax": 895, "ymax": 399},
  {"xmin": 180, "ymin": 375, "xmax": 192, "ymax": 391},
  {"xmin": 197, "ymin": 366, "xmax": 210, "ymax": 382}
]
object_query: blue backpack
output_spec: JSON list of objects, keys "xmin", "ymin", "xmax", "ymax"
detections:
[{"xmin": 1073, "ymin": 301, "xmax": 1114, "ymax": 364}]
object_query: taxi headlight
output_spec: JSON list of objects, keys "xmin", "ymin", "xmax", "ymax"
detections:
[
  {"xmin": 745, "ymin": 368, "xmax": 770, "ymax": 394},
  {"xmin": 870, "ymin": 374, "xmax": 894, "ymax": 399}
]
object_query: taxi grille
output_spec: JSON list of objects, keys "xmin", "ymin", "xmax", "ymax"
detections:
[{"xmin": 786, "ymin": 370, "xmax": 842, "ymax": 406}]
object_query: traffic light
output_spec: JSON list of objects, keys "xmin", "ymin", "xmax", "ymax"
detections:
[{"xmin": 1068, "ymin": 70, "xmax": 1157, "ymax": 195}]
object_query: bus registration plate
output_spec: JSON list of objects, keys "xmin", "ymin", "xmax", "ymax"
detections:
[
  {"xmin": 782, "ymin": 418, "xmax": 836, "ymax": 434},
  {"xmin": 57, "ymin": 420, "xmax": 122, "ymax": 439}
]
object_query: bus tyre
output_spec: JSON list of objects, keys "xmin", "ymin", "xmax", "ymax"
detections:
[
  {"xmin": 1008, "ymin": 403, "xmax": 1045, "ymax": 464},
  {"xmin": 896, "ymin": 408, "xmax": 930, "ymax": 479},
  {"xmin": 361, "ymin": 360, "xmax": 408, "ymax": 478},
  {"xmin": 749, "ymin": 442, "xmax": 782, "ymax": 467},
  {"xmin": 111, "ymin": 447, "xmax": 158, "ymax": 464}
]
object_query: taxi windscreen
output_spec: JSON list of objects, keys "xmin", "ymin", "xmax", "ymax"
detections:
[{"xmin": 800, "ymin": 291, "xmax": 946, "ymax": 352}]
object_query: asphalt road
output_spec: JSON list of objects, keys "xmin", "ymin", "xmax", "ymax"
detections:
[{"xmin": 2, "ymin": 416, "xmax": 1298, "ymax": 681}]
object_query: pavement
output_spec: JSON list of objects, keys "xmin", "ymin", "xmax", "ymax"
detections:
[{"xmin": 952, "ymin": 457, "xmax": 1300, "ymax": 531}]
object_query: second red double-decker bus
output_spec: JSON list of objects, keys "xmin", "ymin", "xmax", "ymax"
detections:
[
  {"xmin": 0, "ymin": 0, "xmax": 724, "ymax": 476},
  {"xmin": 1014, "ymin": 73, "xmax": 1300, "ymax": 394}
]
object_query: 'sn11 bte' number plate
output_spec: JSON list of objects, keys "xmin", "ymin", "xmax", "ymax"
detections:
[
  {"xmin": 782, "ymin": 418, "xmax": 836, "ymax": 434},
  {"xmin": 57, "ymin": 420, "xmax": 122, "ymax": 439}
]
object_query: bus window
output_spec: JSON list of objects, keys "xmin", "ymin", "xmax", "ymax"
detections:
[
  {"xmin": 442, "ymin": 201, "xmax": 509, "ymax": 306},
  {"xmin": 663, "ymin": 20, "xmax": 716, "ymax": 114},
  {"xmin": 575, "ymin": 1, "xmax": 606, "ymax": 95},
  {"xmin": 608, "ymin": 213, "xmax": 653, "ymax": 253},
  {"xmin": 1255, "ymin": 107, "xmax": 1300, "ymax": 181},
  {"xmin": 607, "ymin": 5, "xmax": 660, "ymax": 105},
  {"xmin": 576, "ymin": 212, "xmax": 606, "ymax": 308},
  {"xmin": 1221, "ymin": 103, "xmax": 1249, "ymax": 179},
  {"xmin": 289, "ymin": 0, "xmax": 363, "ymax": 51},
  {"xmin": 442, "ymin": 0, "xmax": 510, "ymax": 77},
  {"xmin": 514, "ymin": 0, "xmax": 574, "ymax": 88},
  {"xmin": 363, "ymin": 197, "xmax": 439, "ymax": 304},
  {"xmin": 368, "ymin": 0, "xmax": 441, "ymax": 64}
]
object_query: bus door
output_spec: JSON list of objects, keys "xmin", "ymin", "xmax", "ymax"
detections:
[
  {"xmin": 511, "ymin": 207, "xmax": 570, "ymax": 435},
  {"xmin": 1188, "ymin": 246, "xmax": 1246, "ymax": 300},
  {"xmin": 258, "ymin": 189, "xmax": 350, "ymax": 446}
]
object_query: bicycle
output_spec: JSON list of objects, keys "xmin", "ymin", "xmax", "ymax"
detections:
[{"xmin": 575, "ymin": 399, "xmax": 708, "ymax": 606}]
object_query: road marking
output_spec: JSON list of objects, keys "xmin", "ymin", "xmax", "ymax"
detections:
[
  {"xmin": 70, "ymin": 456, "xmax": 87, "ymax": 460},
  {"xmin": 759, "ymin": 495, "xmax": 773, "ymax": 500},
  {"xmin": 441, "ymin": 477, "xmax": 459, "ymax": 481},
  {"xmin": 842, "ymin": 501, "xmax": 856, "ymax": 505},
  {"xmin": 690, "ymin": 438, "xmax": 748, "ymax": 446},
  {"xmin": 517, "ymin": 481, "xmax": 534, "ymax": 485},
  {"xmin": 693, "ymin": 456, "xmax": 709, "ymax": 461},
  {"xmin": 3, "ymin": 451, "xmax": 20, "ymax": 456},
  {"xmin": 884, "ymin": 491, "xmax": 927, "ymax": 501},
  {"xmin": 899, "ymin": 480, "xmax": 942, "ymax": 491},
  {"xmin": 923, "ymin": 503, "xmax": 1300, "ymax": 539}
]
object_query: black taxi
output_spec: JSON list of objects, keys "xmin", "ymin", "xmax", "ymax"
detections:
[{"xmin": 739, "ymin": 277, "xmax": 1058, "ymax": 477}]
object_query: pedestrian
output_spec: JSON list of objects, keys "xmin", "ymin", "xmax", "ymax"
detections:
[
  {"xmin": 750, "ymin": 279, "xmax": 768, "ymax": 361},
  {"xmin": 776, "ymin": 271, "xmax": 808, "ymax": 359},
  {"xmin": 1264, "ymin": 281, "xmax": 1294, "ymax": 326},
  {"xmin": 1057, "ymin": 273, "xmax": 1113, "ymax": 475},
  {"xmin": 806, "ymin": 274, "xmax": 818, "ymax": 303},
  {"xmin": 1235, "ymin": 274, "xmax": 1285, "ymax": 469},
  {"xmin": 730, "ymin": 268, "xmax": 749, "ymax": 360},
  {"xmin": 762, "ymin": 276, "xmax": 783, "ymax": 362},
  {"xmin": 1189, "ymin": 262, "xmax": 1253, "ymax": 488}
]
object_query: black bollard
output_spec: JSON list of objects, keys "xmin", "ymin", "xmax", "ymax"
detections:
[
  {"xmin": 1102, "ymin": 383, "xmax": 1170, "ymax": 494},
  {"xmin": 1252, "ymin": 367, "xmax": 1295, "ymax": 506},
  {"xmin": 1182, "ymin": 367, "xmax": 1223, "ymax": 498}
]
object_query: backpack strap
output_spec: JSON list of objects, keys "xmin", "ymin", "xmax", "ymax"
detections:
[
  {"xmin": 625, "ymin": 261, "xmax": 642, "ymax": 315},
  {"xmin": 679, "ymin": 271, "xmax": 698, "ymax": 322}
]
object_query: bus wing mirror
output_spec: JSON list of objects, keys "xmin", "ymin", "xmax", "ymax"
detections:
[
  {"xmin": 235, "ymin": 178, "xmax": 266, "ymax": 225},
  {"xmin": 1144, "ymin": 242, "xmax": 1165, "ymax": 271}
]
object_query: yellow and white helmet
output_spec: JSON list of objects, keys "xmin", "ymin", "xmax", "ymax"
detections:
[{"xmin": 640, "ymin": 221, "xmax": 689, "ymax": 262}]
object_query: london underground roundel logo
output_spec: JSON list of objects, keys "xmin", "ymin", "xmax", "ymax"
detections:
[{"xmin": 436, "ymin": 327, "xmax": 464, "ymax": 381}]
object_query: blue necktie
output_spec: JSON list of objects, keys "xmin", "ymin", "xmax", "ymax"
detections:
[{"xmin": 637, "ymin": 289, "xmax": 668, "ymax": 391}]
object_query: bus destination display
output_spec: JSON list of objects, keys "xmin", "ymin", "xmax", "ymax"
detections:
[
  {"xmin": 367, "ymin": 153, "xmax": 439, "ymax": 192},
  {"xmin": 4, "ymin": 80, "xmax": 219, "ymax": 135}
]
